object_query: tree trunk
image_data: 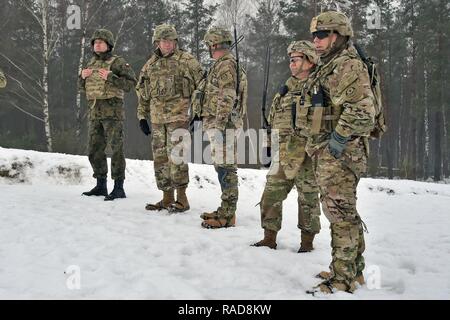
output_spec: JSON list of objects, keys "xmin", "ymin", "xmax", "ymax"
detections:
[
  {"xmin": 195, "ymin": 1, "xmax": 200, "ymax": 62},
  {"xmin": 76, "ymin": 0, "xmax": 91, "ymax": 142},
  {"xmin": 423, "ymin": 65, "xmax": 430, "ymax": 180},
  {"xmin": 438, "ymin": 2, "xmax": 449, "ymax": 178},
  {"xmin": 434, "ymin": 112, "xmax": 443, "ymax": 181},
  {"xmin": 42, "ymin": 0, "xmax": 52, "ymax": 152}
]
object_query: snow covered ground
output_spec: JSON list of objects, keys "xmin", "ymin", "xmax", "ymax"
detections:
[{"xmin": 0, "ymin": 146, "xmax": 449, "ymax": 300}]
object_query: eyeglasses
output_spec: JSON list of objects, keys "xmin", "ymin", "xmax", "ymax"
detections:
[
  {"xmin": 290, "ymin": 55, "xmax": 305, "ymax": 63},
  {"xmin": 312, "ymin": 30, "xmax": 332, "ymax": 40}
]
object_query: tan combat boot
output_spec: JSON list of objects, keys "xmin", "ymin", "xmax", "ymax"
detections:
[
  {"xmin": 251, "ymin": 229, "xmax": 277, "ymax": 250},
  {"xmin": 307, "ymin": 279, "xmax": 358, "ymax": 296},
  {"xmin": 317, "ymin": 280, "xmax": 357, "ymax": 294},
  {"xmin": 355, "ymin": 273, "xmax": 365, "ymax": 286},
  {"xmin": 316, "ymin": 271, "xmax": 332, "ymax": 280},
  {"xmin": 316, "ymin": 271, "xmax": 365, "ymax": 286},
  {"xmin": 200, "ymin": 211, "xmax": 236, "ymax": 229},
  {"xmin": 298, "ymin": 232, "xmax": 316, "ymax": 253},
  {"xmin": 145, "ymin": 190, "xmax": 175, "ymax": 211},
  {"xmin": 169, "ymin": 187, "xmax": 190, "ymax": 213}
]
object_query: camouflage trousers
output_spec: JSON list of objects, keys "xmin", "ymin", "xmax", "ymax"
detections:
[
  {"xmin": 87, "ymin": 119, "xmax": 126, "ymax": 180},
  {"xmin": 151, "ymin": 121, "xmax": 190, "ymax": 192},
  {"xmin": 312, "ymin": 137, "xmax": 367, "ymax": 287},
  {"xmin": 204, "ymin": 121, "xmax": 239, "ymax": 219},
  {"xmin": 261, "ymin": 153, "xmax": 320, "ymax": 234}
]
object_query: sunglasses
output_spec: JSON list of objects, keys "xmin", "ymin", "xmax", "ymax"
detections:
[
  {"xmin": 312, "ymin": 30, "xmax": 332, "ymax": 40},
  {"xmin": 290, "ymin": 55, "xmax": 305, "ymax": 63}
]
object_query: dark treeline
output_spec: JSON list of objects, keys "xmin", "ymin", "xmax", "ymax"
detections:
[{"xmin": 0, "ymin": 0, "xmax": 449, "ymax": 181}]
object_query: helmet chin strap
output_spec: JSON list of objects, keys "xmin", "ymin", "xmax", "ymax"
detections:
[
  {"xmin": 208, "ymin": 45, "xmax": 215, "ymax": 58},
  {"xmin": 318, "ymin": 32, "xmax": 336, "ymax": 57},
  {"xmin": 294, "ymin": 60, "xmax": 312, "ymax": 78},
  {"xmin": 297, "ymin": 60, "xmax": 307, "ymax": 75}
]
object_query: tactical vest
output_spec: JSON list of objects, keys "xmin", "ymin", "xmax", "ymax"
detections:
[
  {"xmin": 85, "ymin": 56, "xmax": 124, "ymax": 100},
  {"xmin": 270, "ymin": 77, "xmax": 304, "ymax": 136},
  {"xmin": 298, "ymin": 47, "xmax": 364, "ymax": 136},
  {"xmin": 140, "ymin": 50, "xmax": 197, "ymax": 124},
  {"xmin": 142, "ymin": 51, "xmax": 193, "ymax": 100}
]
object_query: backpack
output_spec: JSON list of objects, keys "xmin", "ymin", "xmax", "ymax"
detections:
[{"xmin": 354, "ymin": 43, "xmax": 387, "ymax": 139}]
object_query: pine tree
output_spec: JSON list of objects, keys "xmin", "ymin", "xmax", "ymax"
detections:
[{"xmin": 180, "ymin": 0, "xmax": 218, "ymax": 63}]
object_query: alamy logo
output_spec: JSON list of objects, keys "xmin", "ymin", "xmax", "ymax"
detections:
[
  {"xmin": 67, "ymin": 0, "xmax": 81, "ymax": 30},
  {"xmin": 366, "ymin": 265, "xmax": 382, "ymax": 290},
  {"xmin": 65, "ymin": 265, "xmax": 81, "ymax": 290}
]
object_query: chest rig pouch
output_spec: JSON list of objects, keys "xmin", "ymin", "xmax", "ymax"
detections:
[
  {"xmin": 85, "ymin": 56, "xmax": 124, "ymax": 101},
  {"xmin": 146, "ymin": 53, "xmax": 191, "ymax": 99}
]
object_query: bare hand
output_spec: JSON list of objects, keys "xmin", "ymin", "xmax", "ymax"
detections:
[
  {"xmin": 98, "ymin": 69, "xmax": 112, "ymax": 81},
  {"xmin": 81, "ymin": 69, "xmax": 93, "ymax": 79}
]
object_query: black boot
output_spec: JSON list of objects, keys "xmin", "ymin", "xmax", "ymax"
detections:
[
  {"xmin": 104, "ymin": 179, "xmax": 126, "ymax": 201},
  {"xmin": 82, "ymin": 178, "xmax": 108, "ymax": 197}
]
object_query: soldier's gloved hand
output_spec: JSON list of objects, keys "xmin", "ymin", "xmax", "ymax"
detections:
[
  {"xmin": 139, "ymin": 119, "xmax": 151, "ymax": 136},
  {"xmin": 328, "ymin": 131, "xmax": 349, "ymax": 159}
]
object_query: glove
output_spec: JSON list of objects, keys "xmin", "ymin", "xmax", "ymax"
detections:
[
  {"xmin": 328, "ymin": 131, "xmax": 349, "ymax": 159},
  {"xmin": 189, "ymin": 115, "xmax": 202, "ymax": 133},
  {"xmin": 279, "ymin": 84, "xmax": 289, "ymax": 97},
  {"xmin": 139, "ymin": 119, "xmax": 151, "ymax": 136}
]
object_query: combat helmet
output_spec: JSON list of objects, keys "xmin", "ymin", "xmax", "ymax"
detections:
[
  {"xmin": 152, "ymin": 24, "xmax": 178, "ymax": 43},
  {"xmin": 310, "ymin": 11, "xmax": 353, "ymax": 37},
  {"xmin": 91, "ymin": 29, "xmax": 115, "ymax": 48},
  {"xmin": 287, "ymin": 40, "xmax": 319, "ymax": 65},
  {"xmin": 203, "ymin": 27, "xmax": 233, "ymax": 47}
]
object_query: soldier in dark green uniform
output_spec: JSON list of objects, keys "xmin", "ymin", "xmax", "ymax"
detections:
[{"xmin": 79, "ymin": 29, "xmax": 137, "ymax": 201}]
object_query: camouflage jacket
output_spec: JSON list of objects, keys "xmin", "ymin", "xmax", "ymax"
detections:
[
  {"xmin": 0, "ymin": 69, "xmax": 6, "ymax": 88},
  {"xmin": 136, "ymin": 48, "xmax": 203, "ymax": 124},
  {"xmin": 201, "ymin": 52, "xmax": 248, "ymax": 131},
  {"xmin": 302, "ymin": 45, "xmax": 375, "ymax": 155},
  {"xmin": 268, "ymin": 77, "xmax": 309, "ymax": 179}
]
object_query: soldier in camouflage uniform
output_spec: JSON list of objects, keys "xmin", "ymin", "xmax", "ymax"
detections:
[
  {"xmin": 79, "ymin": 29, "xmax": 137, "ymax": 201},
  {"xmin": 301, "ymin": 11, "xmax": 376, "ymax": 294},
  {"xmin": 0, "ymin": 69, "xmax": 6, "ymax": 88},
  {"xmin": 194, "ymin": 27, "xmax": 248, "ymax": 229},
  {"xmin": 252, "ymin": 41, "xmax": 321, "ymax": 252},
  {"xmin": 136, "ymin": 24, "xmax": 204, "ymax": 213}
]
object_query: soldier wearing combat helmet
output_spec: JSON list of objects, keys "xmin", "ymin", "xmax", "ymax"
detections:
[
  {"xmin": 197, "ymin": 26, "xmax": 248, "ymax": 229},
  {"xmin": 252, "ymin": 40, "xmax": 321, "ymax": 252},
  {"xmin": 303, "ymin": 11, "xmax": 376, "ymax": 294},
  {"xmin": 79, "ymin": 29, "xmax": 137, "ymax": 201},
  {"xmin": 136, "ymin": 24, "xmax": 203, "ymax": 213}
]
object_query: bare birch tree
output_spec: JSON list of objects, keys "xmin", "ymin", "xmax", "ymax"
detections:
[{"xmin": 16, "ymin": 0, "xmax": 61, "ymax": 152}]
